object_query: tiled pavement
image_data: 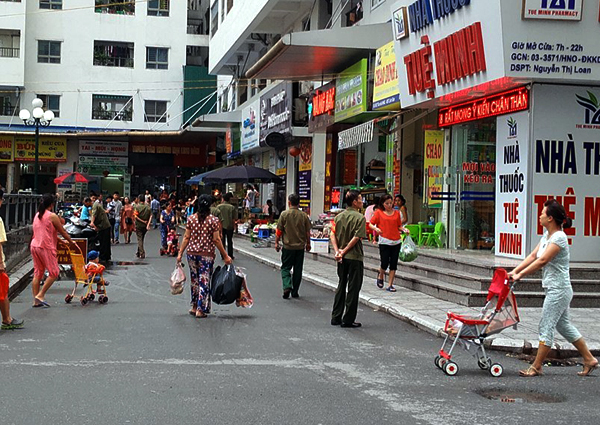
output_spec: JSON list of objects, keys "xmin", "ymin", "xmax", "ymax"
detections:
[{"xmin": 233, "ymin": 236, "xmax": 600, "ymax": 356}]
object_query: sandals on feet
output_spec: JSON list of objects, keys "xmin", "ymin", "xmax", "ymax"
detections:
[
  {"xmin": 386, "ymin": 286, "xmax": 397, "ymax": 292},
  {"xmin": 376, "ymin": 279, "xmax": 384, "ymax": 289},
  {"xmin": 578, "ymin": 360, "xmax": 599, "ymax": 376},
  {"xmin": 519, "ymin": 366, "xmax": 543, "ymax": 377},
  {"xmin": 195, "ymin": 311, "xmax": 207, "ymax": 318}
]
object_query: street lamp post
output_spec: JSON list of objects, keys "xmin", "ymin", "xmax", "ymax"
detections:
[{"xmin": 19, "ymin": 98, "xmax": 54, "ymax": 194}]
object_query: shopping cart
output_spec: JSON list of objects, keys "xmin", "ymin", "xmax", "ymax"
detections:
[
  {"xmin": 64, "ymin": 246, "xmax": 109, "ymax": 306},
  {"xmin": 435, "ymin": 268, "xmax": 520, "ymax": 377}
]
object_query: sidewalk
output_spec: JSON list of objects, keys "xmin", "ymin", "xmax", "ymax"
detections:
[{"xmin": 233, "ymin": 236, "xmax": 600, "ymax": 356}]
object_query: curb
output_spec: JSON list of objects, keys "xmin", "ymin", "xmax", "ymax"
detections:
[
  {"xmin": 8, "ymin": 259, "xmax": 34, "ymax": 301},
  {"xmin": 234, "ymin": 245, "xmax": 598, "ymax": 357}
]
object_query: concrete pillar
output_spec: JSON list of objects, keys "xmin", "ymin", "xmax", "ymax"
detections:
[
  {"xmin": 286, "ymin": 148, "xmax": 296, "ymax": 202},
  {"xmin": 6, "ymin": 163, "xmax": 16, "ymax": 193},
  {"xmin": 311, "ymin": 133, "xmax": 326, "ymax": 220}
]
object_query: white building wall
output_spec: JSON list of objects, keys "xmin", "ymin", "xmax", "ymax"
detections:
[
  {"xmin": 0, "ymin": 0, "xmax": 26, "ymax": 87},
  {"xmin": 20, "ymin": 0, "xmax": 189, "ymax": 130}
]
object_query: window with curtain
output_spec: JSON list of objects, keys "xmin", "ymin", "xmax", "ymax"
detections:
[
  {"xmin": 145, "ymin": 100, "xmax": 167, "ymax": 122},
  {"xmin": 146, "ymin": 47, "xmax": 168, "ymax": 69}
]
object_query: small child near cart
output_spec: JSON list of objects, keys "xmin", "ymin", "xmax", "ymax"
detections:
[
  {"xmin": 65, "ymin": 249, "xmax": 109, "ymax": 305},
  {"xmin": 85, "ymin": 251, "xmax": 107, "ymax": 290}
]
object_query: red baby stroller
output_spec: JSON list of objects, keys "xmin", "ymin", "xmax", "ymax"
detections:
[
  {"xmin": 435, "ymin": 268, "xmax": 520, "ymax": 377},
  {"xmin": 160, "ymin": 226, "xmax": 180, "ymax": 257}
]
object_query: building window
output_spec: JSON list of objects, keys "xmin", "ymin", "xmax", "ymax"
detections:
[
  {"xmin": 148, "ymin": 0, "xmax": 169, "ymax": 16},
  {"xmin": 146, "ymin": 47, "xmax": 168, "ymax": 69},
  {"xmin": 94, "ymin": 41, "xmax": 134, "ymax": 68},
  {"xmin": 0, "ymin": 95, "xmax": 19, "ymax": 117},
  {"xmin": 345, "ymin": 1, "xmax": 363, "ymax": 26},
  {"xmin": 210, "ymin": 1, "xmax": 218, "ymax": 37},
  {"xmin": 37, "ymin": 40, "xmax": 61, "ymax": 64},
  {"xmin": 371, "ymin": 0, "xmax": 385, "ymax": 10},
  {"xmin": 36, "ymin": 94, "xmax": 60, "ymax": 118},
  {"xmin": 39, "ymin": 0, "xmax": 61, "ymax": 9},
  {"xmin": 227, "ymin": 0, "xmax": 233, "ymax": 13},
  {"xmin": 92, "ymin": 94, "xmax": 133, "ymax": 121},
  {"xmin": 95, "ymin": 0, "xmax": 135, "ymax": 15},
  {"xmin": 144, "ymin": 100, "xmax": 167, "ymax": 122}
]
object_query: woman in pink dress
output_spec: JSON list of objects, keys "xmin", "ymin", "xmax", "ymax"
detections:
[{"xmin": 31, "ymin": 194, "xmax": 76, "ymax": 307}]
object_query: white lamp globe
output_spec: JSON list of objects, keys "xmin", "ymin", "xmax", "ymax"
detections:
[
  {"xmin": 19, "ymin": 109, "xmax": 31, "ymax": 121},
  {"xmin": 32, "ymin": 107, "xmax": 44, "ymax": 119},
  {"xmin": 44, "ymin": 110, "xmax": 55, "ymax": 122},
  {"xmin": 32, "ymin": 98, "xmax": 43, "ymax": 109}
]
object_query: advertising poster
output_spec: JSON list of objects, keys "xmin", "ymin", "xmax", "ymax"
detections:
[
  {"xmin": 530, "ymin": 84, "xmax": 600, "ymax": 261},
  {"xmin": 373, "ymin": 42, "xmax": 400, "ymax": 111},
  {"xmin": 298, "ymin": 139, "xmax": 313, "ymax": 213},
  {"xmin": 385, "ymin": 133, "xmax": 395, "ymax": 193},
  {"xmin": 308, "ymin": 81, "xmax": 336, "ymax": 133},
  {"xmin": 241, "ymin": 99, "xmax": 260, "ymax": 152},
  {"xmin": 57, "ymin": 239, "xmax": 87, "ymax": 265},
  {"xmin": 259, "ymin": 82, "xmax": 292, "ymax": 145},
  {"xmin": 495, "ymin": 110, "xmax": 530, "ymax": 259},
  {"xmin": 275, "ymin": 148, "xmax": 287, "ymax": 176},
  {"xmin": 335, "ymin": 59, "xmax": 368, "ymax": 122},
  {"xmin": 522, "ymin": 0, "xmax": 583, "ymax": 21},
  {"xmin": 14, "ymin": 136, "xmax": 67, "ymax": 162},
  {"xmin": 324, "ymin": 135, "xmax": 335, "ymax": 211},
  {"xmin": 423, "ymin": 131, "xmax": 444, "ymax": 208},
  {"xmin": 0, "ymin": 136, "xmax": 13, "ymax": 162}
]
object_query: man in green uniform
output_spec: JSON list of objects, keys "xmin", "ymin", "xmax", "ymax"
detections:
[
  {"xmin": 134, "ymin": 194, "xmax": 152, "ymax": 259},
  {"xmin": 275, "ymin": 194, "xmax": 312, "ymax": 299},
  {"xmin": 330, "ymin": 190, "xmax": 365, "ymax": 328},
  {"xmin": 217, "ymin": 192, "xmax": 238, "ymax": 259},
  {"xmin": 90, "ymin": 195, "xmax": 112, "ymax": 262}
]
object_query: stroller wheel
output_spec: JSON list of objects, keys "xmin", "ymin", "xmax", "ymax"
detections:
[
  {"xmin": 489, "ymin": 363, "xmax": 503, "ymax": 377},
  {"xmin": 478, "ymin": 358, "xmax": 492, "ymax": 370},
  {"xmin": 88, "ymin": 294, "xmax": 95, "ymax": 301},
  {"xmin": 80, "ymin": 297, "xmax": 88, "ymax": 306},
  {"xmin": 434, "ymin": 356, "xmax": 442, "ymax": 369},
  {"xmin": 444, "ymin": 361, "xmax": 459, "ymax": 376},
  {"xmin": 65, "ymin": 294, "xmax": 73, "ymax": 304}
]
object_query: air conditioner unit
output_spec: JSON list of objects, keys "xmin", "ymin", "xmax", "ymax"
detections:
[{"xmin": 294, "ymin": 98, "xmax": 307, "ymax": 123}]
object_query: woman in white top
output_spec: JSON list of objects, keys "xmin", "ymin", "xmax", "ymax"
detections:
[{"xmin": 509, "ymin": 199, "xmax": 598, "ymax": 377}]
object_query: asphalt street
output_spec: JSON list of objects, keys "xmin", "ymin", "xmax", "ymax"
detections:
[{"xmin": 1, "ymin": 230, "xmax": 598, "ymax": 425}]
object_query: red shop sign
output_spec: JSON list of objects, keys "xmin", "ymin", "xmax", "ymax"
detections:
[{"xmin": 438, "ymin": 87, "xmax": 529, "ymax": 127}]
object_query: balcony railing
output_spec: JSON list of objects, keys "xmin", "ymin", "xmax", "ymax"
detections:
[
  {"xmin": 0, "ymin": 47, "xmax": 19, "ymax": 58},
  {"xmin": 93, "ymin": 55, "xmax": 133, "ymax": 68},
  {"xmin": 0, "ymin": 104, "xmax": 19, "ymax": 116},
  {"xmin": 92, "ymin": 109, "xmax": 133, "ymax": 121}
]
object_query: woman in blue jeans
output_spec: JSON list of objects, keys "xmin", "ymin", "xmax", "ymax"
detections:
[{"xmin": 509, "ymin": 199, "xmax": 598, "ymax": 377}]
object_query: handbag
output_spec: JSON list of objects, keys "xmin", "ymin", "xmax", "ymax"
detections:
[{"xmin": 211, "ymin": 265, "xmax": 243, "ymax": 305}]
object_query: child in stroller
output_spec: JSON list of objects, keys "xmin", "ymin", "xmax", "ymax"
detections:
[{"xmin": 161, "ymin": 226, "xmax": 180, "ymax": 257}]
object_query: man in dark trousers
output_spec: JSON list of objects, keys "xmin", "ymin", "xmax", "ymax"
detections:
[
  {"xmin": 134, "ymin": 194, "xmax": 152, "ymax": 259},
  {"xmin": 90, "ymin": 195, "xmax": 112, "ymax": 262},
  {"xmin": 217, "ymin": 192, "xmax": 237, "ymax": 259},
  {"xmin": 330, "ymin": 190, "xmax": 365, "ymax": 328},
  {"xmin": 275, "ymin": 194, "xmax": 312, "ymax": 299}
]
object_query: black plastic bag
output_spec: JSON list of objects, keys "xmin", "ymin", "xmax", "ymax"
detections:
[{"xmin": 211, "ymin": 265, "xmax": 243, "ymax": 305}]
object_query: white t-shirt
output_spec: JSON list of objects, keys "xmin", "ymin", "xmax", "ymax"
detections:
[{"xmin": 537, "ymin": 230, "xmax": 570, "ymax": 289}]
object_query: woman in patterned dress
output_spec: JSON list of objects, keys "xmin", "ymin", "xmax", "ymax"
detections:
[
  {"xmin": 120, "ymin": 197, "xmax": 135, "ymax": 244},
  {"xmin": 177, "ymin": 195, "xmax": 232, "ymax": 318},
  {"xmin": 159, "ymin": 203, "xmax": 175, "ymax": 250}
]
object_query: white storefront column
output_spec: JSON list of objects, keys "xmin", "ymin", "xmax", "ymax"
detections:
[
  {"xmin": 311, "ymin": 133, "xmax": 326, "ymax": 221},
  {"xmin": 286, "ymin": 148, "xmax": 296, "ymax": 204}
]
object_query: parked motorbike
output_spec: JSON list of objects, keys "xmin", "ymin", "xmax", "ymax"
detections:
[{"xmin": 64, "ymin": 216, "xmax": 100, "ymax": 252}]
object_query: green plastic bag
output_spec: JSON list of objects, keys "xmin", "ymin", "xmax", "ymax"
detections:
[{"xmin": 399, "ymin": 235, "xmax": 418, "ymax": 262}]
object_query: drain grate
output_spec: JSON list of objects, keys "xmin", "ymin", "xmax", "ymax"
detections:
[{"xmin": 476, "ymin": 389, "xmax": 565, "ymax": 404}]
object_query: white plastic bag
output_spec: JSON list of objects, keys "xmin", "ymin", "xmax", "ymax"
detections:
[
  {"xmin": 399, "ymin": 235, "xmax": 418, "ymax": 262},
  {"xmin": 170, "ymin": 262, "xmax": 186, "ymax": 295}
]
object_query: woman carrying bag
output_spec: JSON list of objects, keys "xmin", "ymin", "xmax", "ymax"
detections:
[
  {"xmin": 369, "ymin": 194, "xmax": 409, "ymax": 292},
  {"xmin": 510, "ymin": 199, "xmax": 598, "ymax": 377},
  {"xmin": 177, "ymin": 195, "xmax": 232, "ymax": 318},
  {"xmin": 120, "ymin": 197, "xmax": 135, "ymax": 244}
]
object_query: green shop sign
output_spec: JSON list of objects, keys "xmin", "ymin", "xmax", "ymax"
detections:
[{"xmin": 335, "ymin": 59, "xmax": 368, "ymax": 123}]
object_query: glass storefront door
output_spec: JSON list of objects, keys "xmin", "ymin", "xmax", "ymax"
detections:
[{"xmin": 449, "ymin": 118, "xmax": 496, "ymax": 251}]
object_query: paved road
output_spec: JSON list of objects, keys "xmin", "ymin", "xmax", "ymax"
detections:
[{"xmin": 1, "ymin": 230, "xmax": 598, "ymax": 424}]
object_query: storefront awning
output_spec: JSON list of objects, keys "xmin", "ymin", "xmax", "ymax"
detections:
[
  {"xmin": 191, "ymin": 110, "xmax": 241, "ymax": 130},
  {"xmin": 245, "ymin": 23, "xmax": 393, "ymax": 80}
]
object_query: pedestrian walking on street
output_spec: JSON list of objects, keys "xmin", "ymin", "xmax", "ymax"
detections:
[
  {"xmin": 134, "ymin": 194, "xmax": 152, "ymax": 259},
  {"xmin": 275, "ymin": 194, "xmax": 312, "ymax": 299},
  {"xmin": 159, "ymin": 203, "xmax": 176, "ymax": 250},
  {"xmin": 217, "ymin": 192, "xmax": 238, "ymax": 259},
  {"xmin": 369, "ymin": 194, "xmax": 409, "ymax": 292},
  {"xmin": 106, "ymin": 195, "xmax": 117, "ymax": 244},
  {"xmin": 150, "ymin": 195, "xmax": 160, "ymax": 229},
  {"xmin": 91, "ymin": 194, "xmax": 112, "ymax": 262},
  {"xmin": 121, "ymin": 197, "xmax": 135, "ymax": 244},
  {"xmin": 330, "ymin": 190, "xmax": 366, "ymax": 328},
  {"xmin": 177, "ymin": 195, "xmax": 231, "ymax": 318},
  {"xmin": 112, "ymin": 192, "xmax": 122, "ymax": 244},
  {"xmin": 0, "ymin": 190, "xmax": 24, "ymax": 329},
  {"xmin": 144, "ymin": 190, "xmax": 151, "ymax": 205},
  {"xmin": 394, "ymin": 194, "xmax": 409, "ymax": 226},
  {"xmin": 509, "ymin": 199, "xmax": 598, "ymax": 377},
  {"xmin": 30, "ymin": 194, "xmax": 76, "ymax": 307}
]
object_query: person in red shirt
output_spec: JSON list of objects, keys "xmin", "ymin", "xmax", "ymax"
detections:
[{"xmin": 369, "ymin": 194, "xmax": 409, "ymax": 292}]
